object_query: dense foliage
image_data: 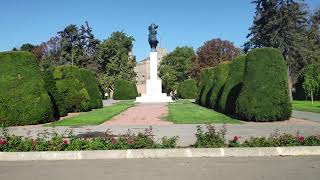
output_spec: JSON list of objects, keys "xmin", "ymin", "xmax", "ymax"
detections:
[
  {"xmin": 208, "ymin": 62, "xmax": 230, "ymax": 110},
  {"xmin": 0, "ymin": 52, "xmax": 53, "ymax": 126},
  {"xmin": 302, "ymin": 63, "xmax": 320, "ymax": 103},
  {"xmin": 196, "ymin": 68, "xmax": 215, "ymax": 107},
  {"xmin": 98, "ymin": 31, "xmax": 136, "ymax": 92},
  {"xmin": 53, "ymin": 66, "xmax": 91, "ymax": 112},
  {"xmin": 219, "ymin": 55, "xmax": 246, "ymax": 114},
  {"xmin": 0, "ymin": 127, "xmax": 178, "ymax": 152},
  {"xmin": 159, "ymin": 46, "xmax": 196, "ymax": 94},
  {"xmin": 79, "ymin": 69, "xmax": 103, "ymax": 109},
  {"xmin": 236, "ymin": 48, "xmax": 292, "ymax": 121},
  {"xmin": 177, "ymin": 79, "xmax": 198, "ymax": 99},
  {"xmin": 197, "ymin": 38, "xmax": 240, "ymax": 69},
  {"xmin": 42, "ymin": 68, "xmax": 67, "ymax": 118},
  {"xmin": 195, "ymin": 125, "xmax": 320, "ymax": 148},
  {"xmin": 245, "ymin": 0, "xmax": 320, "ymax": 99},
  {"xmin": 113, "ymin": 79, "xmax": 138, "ymax": 100}
]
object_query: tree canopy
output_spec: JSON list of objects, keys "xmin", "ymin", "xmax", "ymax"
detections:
[{"xmin": 159, "ymin": 46, "xmax": 196, "ymax": 94}]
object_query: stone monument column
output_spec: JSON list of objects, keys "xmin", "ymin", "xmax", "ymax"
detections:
[{"xmin": 135, "ymin": 24, "xmax": 173, "ymax": 103}]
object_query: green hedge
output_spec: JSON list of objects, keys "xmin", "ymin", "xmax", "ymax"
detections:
[
  {"xmin": 113, "ymin": 79, "xmax": 138, "ymax": 100},
  {"xmin": 0, "ymin": 51, "xmax": 53, "ymax": 126},
  {"xmin": 208, "ymin": 62, "xmax": 230, "ymax": 110},
  {"xmin": 79, "ymin": 69, "xmax": 103, "ymax": 109},
  {"xmin": 53, "ymin": 66, "xmax": 91, "ymax": 112},
  {"xmin": 42, "ymin": 68, "xmax": 67, "ymax": 118},
  {"xmin": 196, "ymin": 68, "xmax": 215, "ymax": 107},
  {"xmin": 219, "ymin": 55, "xmax": 246, "ymax": 114},
  {"xmin": 177, "ymin": 79, "xmax": 197, "ymax": 99},
  {"xmin": 236, "ymin": 48, "xmax": 292, "ymax": 121}
]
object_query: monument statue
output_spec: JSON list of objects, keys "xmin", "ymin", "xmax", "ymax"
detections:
[
  {"xmin": 148, "ymin": 23, "xmax": 159, "ymax": 52},
  {"xmin": 136, "ymin": 23, "xmax": 173, "ymax": 103}
]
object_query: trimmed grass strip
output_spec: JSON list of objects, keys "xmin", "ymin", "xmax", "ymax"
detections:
[
  {"xmin": 293, "ymin": 101, "xmax": 320, "ymax": 113},
  {"xmin": 50, "ymin": 101, "xmax": 135, "ymax": 126},
  {"xmin": 166, "ymin": 100, "xmax": 241, "ymax": 124}
]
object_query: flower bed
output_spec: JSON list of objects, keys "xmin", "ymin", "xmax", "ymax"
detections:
[
  {"xmin": 1, "ymin": 125, "xmax": 320, "ymax": 152},
  {"xmin": 195, "ymin": 125, "xmax": 320, "ymax": 148}
]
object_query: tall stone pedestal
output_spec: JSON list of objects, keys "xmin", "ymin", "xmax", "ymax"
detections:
[{"xmin": 135, "ymin": 52, "xmax": 173, "ymax": 103}]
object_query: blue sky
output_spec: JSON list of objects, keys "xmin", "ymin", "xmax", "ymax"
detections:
[{"xmin": 1, "ymin": 0, "xmax": 319, "ymax": 61}]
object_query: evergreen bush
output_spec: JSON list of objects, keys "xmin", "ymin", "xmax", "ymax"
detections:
[
  {"xmin": 236, "ymin": 48, "xmax": 292, "ymax": 121},
  {"xmin": 177, "ymin": 79, "xmax": 197, "ymax": 99},
  {"xmin": 219, "ymin": 55, "xmax": 246, "ymax": 114},
  {"xmin": 196, "ymin": 68, "xmax": 214, "ymax": 107},
  {"xmin": 113, "ymin": 79, "xmax": 138, "ymax": 100},
  {"xmin": 0, "ymin": 51, "xmax": 53, "ymax": 126},
  {"xmin": 208, "ymin": 62, "xmax": 230, "ymax": 109}
]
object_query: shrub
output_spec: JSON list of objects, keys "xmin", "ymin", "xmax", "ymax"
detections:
[
  {"xmin": 0, "ymin": 51, "xmax": 53, "ymax": 126},
  {"xmin": 219, "ymin": 55, "xmax": 246, "ymax": 114},
  {"xmin": 194, "ymin": 125, "xmax": 226, "ymax": 148},
  {"xmin": 113, "ymin": 79, "xmax": 138, "ymax": 100},
  {"xmin": 53, "ymin": 66, "xmax": 91, "ymax": 112},
  {"xmin": 79, "ymin": 69, "xmax": 103, "ymax": 109},
  {"xmin": 42, "ymin": 68, "xmax": 67, "ymax": 118},
  {"xmin": 177, "ymin": 79, "xmax": 197, "ymax": 99},
  {"xmin": 236, "ymin": 48, "xmax": 292, "ymax": 121},
  {"xmin": 208, "ymin": 62, "xmax": 230, "ymax": 109},
  {"xmin": 196, "ymin": 68, "xmax": 215, "ymax": 107}
]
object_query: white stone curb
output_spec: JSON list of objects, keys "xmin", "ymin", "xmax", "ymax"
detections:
[{"xmin": 0, "ymin": 146, "xmax": 319, "ymax": 161}]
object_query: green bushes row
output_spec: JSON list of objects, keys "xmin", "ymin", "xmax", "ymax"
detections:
[
  {"xmin": 197, "ymin": 48, "xmax": 292, "ymax": 121},
  {"xmin": 0, "ymin": 52, "xmax": 53, "ymax": 126},
  {"xmin": 0, "ymin": 51, "xmax": 103, "ymax": 126},
  {"xmin": 113, "ymin": 79, "xmax": 138, "ymax": 100},
  {"xmin": 177, "ymin": 79, "xmax": 197, "ymax": 99}
]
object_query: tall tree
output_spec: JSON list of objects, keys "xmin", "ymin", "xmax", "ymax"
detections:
[
  {"xmin": 197, "ymin": 38, "xmax": 240, "ymax": 69},
  {"xmin": 245, "ymin": 0, "xmax": 312, "ymax": 100},
  {"xmin": 159, "ymin": 46, "xmax": 196, "ymax": 94},
  {"xmin": 303, "ymin": 63, "xmax": 320, "ymax": 104},
  {"xmin": 98, "ymin": 31, "xmax": 136, "ymax": 91}
]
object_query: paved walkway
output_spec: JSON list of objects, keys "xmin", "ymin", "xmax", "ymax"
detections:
[
  {"xmin": 1, "ymin": 156, "xmax": 319, "ymax": 180},
  {"xmin": 102, "ymin": 103, "xmax": 173, "ymax": 125},
  {"xmin": 292, "ymin": 110, "xmax": 320, "ymax": 122}
]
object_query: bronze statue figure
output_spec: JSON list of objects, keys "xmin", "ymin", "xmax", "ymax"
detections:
[{"xmin": 148, "ymin": 23, "xmax": 159, "ymax": 52}]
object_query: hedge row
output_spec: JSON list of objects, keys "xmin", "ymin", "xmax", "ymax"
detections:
[
  {"xmin": 0, "ymin": 51, "xmax": 103, "ymax": 126},
  {"xmin": 177, "ymin": 79, "xmax": 197, "ymax": 99},
  {"xmin": 113, "ymin": 79, "xmax": 138, "ymax": 100},
  {"xmin": 0, "ymin": 52, "xmax": 53, "ymax": 126},
  {"xmin": 197, "ymin": 48, "xmax": 292, "ymax": 121}
]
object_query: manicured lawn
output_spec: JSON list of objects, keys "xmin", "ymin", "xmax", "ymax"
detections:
[
  {"xmin": 166, "ymin": 100, "xmax": 242, "ymax": 124},
  {"xmin": 50, "ymin": 101, "xmax": 135, "ymax": 126},
  {"xmin": 292, "ymin": 101, "xmax": 320, "ymax": 113}
]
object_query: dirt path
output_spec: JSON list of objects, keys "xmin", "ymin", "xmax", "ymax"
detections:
[{"xmin": 102, "ymin": 103, "xmax": 173, "ymax": 125}]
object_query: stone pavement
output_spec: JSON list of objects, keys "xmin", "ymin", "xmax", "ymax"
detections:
[
  {"xmin": 102, "ymin": 103, "xmax": 172, "ymax": 125},
  {"xmin": 1, "ymin": 156, "xmax": 319, "ymax": 180},
  {"xmin": 292, "ymin": 110, "xmax": 320, "ymax": 122}
]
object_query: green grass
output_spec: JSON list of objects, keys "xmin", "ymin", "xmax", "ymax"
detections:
[
  {"xmin": 166, "ymin": 100, "xmax": 242, "ymax": 124},
  {"xmin": 49, "ymin": 101, "xmax": 135, "ymax": 126},
  {"xmin": 292, "ymin": 100, "xmax": 320, "ymax": 113}
]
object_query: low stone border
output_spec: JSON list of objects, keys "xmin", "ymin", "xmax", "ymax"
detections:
[{"xmin": 1, "ymin": 146, "xmax": 320, "ymax": 161}]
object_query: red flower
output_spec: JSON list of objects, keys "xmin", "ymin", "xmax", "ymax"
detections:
[
  {"xmin": 298, "ymin": 136, "xmax": 304, "ymax": 142},
  {"xmin": 63, "ymin": 139, "xmax": 69, "ymax": 145},
  {"xmin": 111, "ymin": 137, "xmax": 117, "ymax": 144},
  {"xmin": 0, "ymin": 138, "xmax": 6, "ymax": 145},
  {"xmin": 127, "ymin": 139, "xmax": 134, "ymax": 145},
  {"xmin": 233, "ymin": 136, "xmax": 240, "ymax": 142}
]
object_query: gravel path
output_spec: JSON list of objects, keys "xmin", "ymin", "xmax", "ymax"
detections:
[{"xmin": 102, "ymin": 103, "xmax": 173, "ymax": 125}]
